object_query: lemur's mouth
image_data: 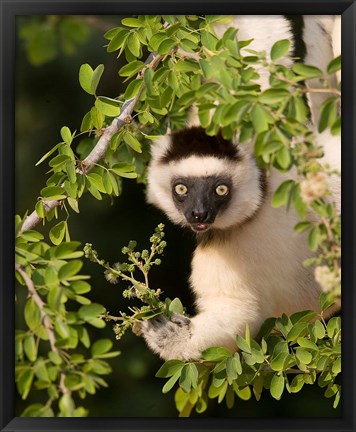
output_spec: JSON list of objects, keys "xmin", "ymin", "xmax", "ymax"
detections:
[{"xmin": 190, "ymin": 222, "xmax": 211, "ymax": 232}]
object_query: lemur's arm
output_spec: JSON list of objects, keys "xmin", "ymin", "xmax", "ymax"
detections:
[{"xmin": 141, "ymin": 297, "xmax": 262, "ymax": 361}]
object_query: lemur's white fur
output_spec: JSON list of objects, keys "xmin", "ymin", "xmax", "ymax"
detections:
[{"xmin": 142, "ymin": 16, "xmax": 341, "ymax": 361}]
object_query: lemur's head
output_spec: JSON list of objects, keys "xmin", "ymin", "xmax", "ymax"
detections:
[{"xmin": 146, "ymin": 126, "xmax": 266, "ymax": 233}]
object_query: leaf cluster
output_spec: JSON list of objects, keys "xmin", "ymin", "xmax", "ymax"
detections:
[
  {"xmin": 84, "ymin": 224, "xmax": 186, "ymax": 341},
  {"xmin": 157, "ymin": 306, "xmax": 341, "ymax": 417},
  {"xmin": 15, "ymin": 215, "xmax": 120, "ymax": 417},
  {"xmin": 18, "ymin": 16, "xmax": 91, "ymax": 66}
]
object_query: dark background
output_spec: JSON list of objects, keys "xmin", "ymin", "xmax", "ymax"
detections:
[{"xmin": 15, "ymin": 15, "xmax": 341, "ymax": 418}]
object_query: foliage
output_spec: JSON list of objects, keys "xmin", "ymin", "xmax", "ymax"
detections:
[
  {"xmin": 18, "ymin": 16, "xmax": 92, "ymax": 66},
  {"xmin": 157, "ymin": 304, "xmax": 341, "ymax": 417},
  {"xmin": 83, "ymin": 223, "xmax": 186, "ymax": 340},
  {"xmin": 15, "ymin": 15, "xmax": 341, "ymax": 416},
  {"xmin": 15, "ymin": 216, "xmax": 120, "ymax": 417}
]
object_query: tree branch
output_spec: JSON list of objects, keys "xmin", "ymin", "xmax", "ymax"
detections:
[
  {"xmin": 18, "ymin": 51, "xmax": 163, "ymax": 236},
  {"xmin": 16, "ymin": 264, "xmax": 70, "ymax": 395}
]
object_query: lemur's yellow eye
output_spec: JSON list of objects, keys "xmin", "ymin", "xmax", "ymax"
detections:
[
  {"xmin": 216, "ymin": 185, "xmax": 229, "ymax": 196},
  {"xmin": 175, "ymin": 184, "xmax": 188, "ymax": 195}
]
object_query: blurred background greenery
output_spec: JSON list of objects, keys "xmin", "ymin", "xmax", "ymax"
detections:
[{"xmin": 15, "ymin": 15, "xmax": 340, "ymax": 417}]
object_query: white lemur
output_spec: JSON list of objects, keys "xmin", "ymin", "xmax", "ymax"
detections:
[{"xmin": 140, "ymin": 16, "xmax": 341, "ymax": 361}]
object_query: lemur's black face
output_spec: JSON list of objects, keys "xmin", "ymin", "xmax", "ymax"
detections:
[{"xmin": 171, "ymin": 175, "xmax": 232, "ymax": 232}]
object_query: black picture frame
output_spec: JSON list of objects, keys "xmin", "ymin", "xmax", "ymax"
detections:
[{"xmin": 1, "ymin": 0, "xmax": 355, "ymax": 431}]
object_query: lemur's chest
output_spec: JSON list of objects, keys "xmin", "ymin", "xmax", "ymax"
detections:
[{"xmin": 190, "ymin": 204, "xmax": 317, "ymax": 305}]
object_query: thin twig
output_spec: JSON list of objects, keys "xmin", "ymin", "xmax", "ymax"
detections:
[
  {"xmin": 16, "ymin": 264, "xmax": 69, "ymax": 395},
  {"xmin": 18, "ymin": 52, "xmax": 163, "ymax": 236}
]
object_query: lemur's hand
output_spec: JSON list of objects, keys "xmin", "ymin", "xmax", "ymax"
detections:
[{"xmin": 139, "ymin": 313, "xmax": 193, "ymax": 360}]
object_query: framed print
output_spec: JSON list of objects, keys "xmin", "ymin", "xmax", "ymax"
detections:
[{"xmin": 1, "ymin": 0, "xmax": 355, "ymax": 431}]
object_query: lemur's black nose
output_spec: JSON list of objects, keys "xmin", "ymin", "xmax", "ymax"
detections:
[{"xmin": 192, "ymin": 210, "xmax": 208, "ymax": 223}]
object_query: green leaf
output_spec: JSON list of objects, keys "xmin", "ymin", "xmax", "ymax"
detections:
[
  {"xmin": 102, "ymin": 171, "xmax": 113, "ymax": 194},
  {"xmin": 123, "ymin": 132, "xmax": 142, "ymax": 153},
  {"xmin": 79, "ymin": 64, "xmax": 94, "ymax": 95},
  {"xmin": 174, "ymin": 387, "xmax": 195, "ymax": 417},
  {"xmin": 292, "ymin": 63, "xmax": 323, "ymax": 79},
  {"xmin": 55, "ymin": 319, "xmax": 71, "ymax": 339},
  {"xmin": 86, "ymin": 173, "xmax": 106, "ymax": 193},
  {"xmin": 326, "ymin": 316, "xmax": 340, "ymax": 338},
  {"xmin": 233, "ymin": 353, "xmax": 242, "ymax": 374},
  {"xmin": 156, "ymin": 360, "xmax": 185, "ymax": 378},
  {"xmin": 127, "ymin": 32, "xmax": 141, "ymax": 57},
  {"xmin": 179, "ymin": 365, "xmax": 193, "ymax": 393},
  {"xmin": 54, "ymin": 241, "xmax": 82, "ymax": 259},
  {"xmin": 313, "ymin": 320, "xmax": 326, "ymax": 340},
  {"xmin": 202, "ymin": 347, "xmax": 232, "ymax": 361},
  {"xmin": 226, "ymin": 357, "xmax": 238, "ymax": 384},
  {"xmin": 124, "ymin": 77, "xmax": 143, "ymax": 99},
  {"xmin": 157, "ymin": 38, "xmax": 177, "ymax": 55},
  {"xmin": 40, "ymin": 186, "xmax": 66, "ymax": 201},
  {"xmin": 162, "ymin": 370, "xmax": 181, "ymax": 394},
  {"xmin": 290, "ymin": 310, "xmax": 316, "ymax": 324},
  {"xmin": 119, "ymin": 60, "xmax": 145, "ymax": 77},
  {"xmin": 48, "ymin": 154, "xmax": 71, "ymax": 169},
  {"xmin": 295, "ymin": 348, "xmax": 313, "ymax": 364},
  {"xmin": 17, "ymin": 368, "xmax": 34, "ymax": 400},
  {"xmin": 59, "ymin": 394, "xmax": 75, "ymax": 416},
  {"xmin": 297, "ymin": 338, "xmax": 318, "ymax": 351},
  {"xmin": 234, "ymin": 384, "xmax": 251, "ymax": 401},
  {"xmin": 308, "ymin": 226, "xmax": 320, "ymax": 251},
  {"xmin": 107, "ymin": 28, "xmax": 129, "ymax": 52},
  {"xmin": 271, "ymin": 180, "xmax": 294, "ymax": 208},
  {"xmin": 48, "ymin": 351, "xmax": 62, "ymax": 365},
  {"xmin": 78, "ymin": 327, "xmax": 91, "ymax": 348},
  {"xmin": 294, "ymin": 221, "xmax": 311, "ymax": 233},
  {"xmin": 319, "ymin": 292, "xmax": 335, "ymax": 312},
  {"xmin": 90, "ymin": 106, "xmax": 105, "ymax": 129},
  {"xmin": 91, "ymin": 64, "xmax": 104, "ymax": 95},
  {"xmin": 121, "ymin": 17, "xmax": 143, "ymax": 27},
  {"xmin": 20, "ymin": 230, "xmax": 44, "ymax": 243},
  {"xmin": 24, "ymin": 299, "xmax": 48, "ymax": 340},
  {"xmin": 80, "ymin": 111, "xmax": 92, "ymax": 132},
  {"xmin": 260, "ymin": 88, "xmax": 290, "ymax": 104},
  {"xmin": 270, "ymin": 373, "xmax": 285, "ymax": 400},
  {"xmin": 271, "ymin": 39, "xmax": 291, "ymax": 61},
  {"xmin": 250, "ymin": 104, "xmax": 271, "ymax": 134},
  {"xmin": 331, "ymin": 117, "xmax": 341, "ymax": 136},
  {"xmin": 86, "ymin": 317, "xmax": 106, "ymax": 328},
  {"xmin": 236, "ymin": 335, "xmax": 251, "ymax": 353},
  {"xmin": 91, "ymin": 339, "xmax": 113, "ymax": 357},
  {"xmin": 66, "ymin": 161, "xmax": 77, "ymax": 184},
  {"xmin": 78, "ymin": 303, "xmax": 105, "ymax": 321},
  {"xmin": 58, "ymin": 260, "xmax": 83, "ymax": 280},
  {"xmin": 35, "ymin": 143, "xmax": 63, "ymax": 166},
  {"xmin": 24, "ymin": 335, "xmax": 37, "ymax": 362},
  {"xmin": 276, "ymin": 146, "xmax": 291, "ymax": 169},
  {"xmin": 318, "ymin": 98, "xmax": 337, "ymax": 133},
  {"xmin": 289, "ymin": 374, "xmax": 304, "ymax": 393},
  {"xmin": 327, "ymin": 55, "xmax": 341, "ymax": 74},
  {"xmin": 270, "ymin": 352, "xmax": 289, "ymax": 371},
  {"xmin": 168, "ymin": 298, "xmax": 184, "ymax": 315},
  {"xmin": 60, "ymin": 126, "xmax": 72, "ymax": 145},
  {"xmin": 286, "ymin": 322, "xmax": 308, "ymax": 342},
  {"xmin": 49, "ymin": 221, "xmax": 66, "ymax": 245},
  {"xmin": 95, "ymin": 98, "xmax": 121, "ymax": 117},
  {"xmin": 332, "ymin": 357, "xmax": 341, "ymax": 374}
]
